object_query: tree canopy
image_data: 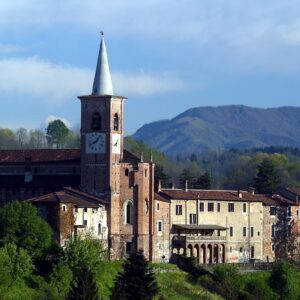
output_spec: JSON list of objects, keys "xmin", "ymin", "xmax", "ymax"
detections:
[
  {"xmin": 0, "ymin": 201, "xmax": 52, "ymax": 259},
  {"xmin": 46, "ymin": 119, "xmax": 70, "ymax": 148}
]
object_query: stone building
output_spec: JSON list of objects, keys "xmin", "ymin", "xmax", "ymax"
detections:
[
  {"xmin": 0, "ymin": 34, "xmax": 299, "ymax": 264},
  {"xmin": 157, "ymin": 185, "xmax": 265, "ymax": 263},
  {"xmin": 0, "ymin": 34, "xmax": 168, "ymax": 262},
  {"xmin": 27, "ymin": 187, "xmax": 108, "ymax": 246}
]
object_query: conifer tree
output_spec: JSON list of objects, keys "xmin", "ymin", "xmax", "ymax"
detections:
[
  {"xmin": 68, "ymin": 266, "xmax": 99, "ymax": 300},
  {"xmin": 111, "ymin": 249, "xmax": 159, "ymax": 300},
  {"xmin": 253, "ymin": 158, "xmax": 280, "ymax": 193},
  {"xmin": 195, "ymin": 171, "xmax": 212, "ymax": 189}
]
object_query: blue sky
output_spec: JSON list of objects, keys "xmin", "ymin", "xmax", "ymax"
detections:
[{"xmin": 1, "ymin": 0, "xmax": 300, "ymax": 134}]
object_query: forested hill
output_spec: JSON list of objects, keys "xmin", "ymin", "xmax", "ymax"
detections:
[{"xmin": 133, "ymin": 105, "xmax": 300, "ymax": 155}]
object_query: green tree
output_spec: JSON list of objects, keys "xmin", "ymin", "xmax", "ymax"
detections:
[
  {"xmin": 0, "ymin": 243, "xmax": 33, "ymax": 286},
  {"xmin": 68, "ymin": 266, "xmax": 99, "ymax": 300},
  {"xmin": 269, "ymin": 261, "xmax": 299, "ymax": 300},
  {"xmin": 111, "ymin": 250, "xmax": 159, "ymax": 300},
  {"xmin": 245, "ymin": 277, "xmax": 277, "ymax": 300},
  {"xmin": 0, "ymin": 201, "xmax": 52, "ymax": 259},
  {"xmin": 155, "ymin": 165, "xmax": 170, "ymax": 188},
  {"xmin": 49, "ymin": 263, "xmax": 73, "ymax": 300},
  {"xmin": 63, "ymin": 235, "xmax": 107, "ymax": 274},
  {"xmin": 253, "ymin": 158, "xmax": 280, "ymax": 193},
  {"xmin": 46, "ymin": 119, "xmax": 70, "ymax": 148},
  {"xmin": 195, "ymin": 171, "xmax": 212, "ymax": 189}
]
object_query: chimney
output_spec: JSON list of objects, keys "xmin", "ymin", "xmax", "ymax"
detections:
[
  {"xmin": 184, "ymin": 180, "xmax": 188, "ymax": 192},
  {"xmin": 248, "ymin": 187, "xmax": 255, "ymax": 195},
  {"xmin": 171, "ymin": 183, "xmax": 175, "ymax": 190},
  {"xmin": 238, "ymin": 189, "xmax": 242, "ymax": 199},
  {"xmin": 158, "ymin": 179, "xmax": 162, "ymax": 192}
]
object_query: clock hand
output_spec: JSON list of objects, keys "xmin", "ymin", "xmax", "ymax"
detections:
[
  {"xmin": 90, "ymin": 136, "xmax": 101, "ymax": 146},
  {"xmin": 114, "ymin": 139, "xmax": 118, "ymax": 147}
]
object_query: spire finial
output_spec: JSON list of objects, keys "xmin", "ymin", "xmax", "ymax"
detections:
[
  {"xmin": 150, "ymin": 151, "xmax": 153, "ymax": 163},
  {"xmin": 140, "ymin": 152, "xmax": 144, "ymax": 163},
  {"xmin": 92, "ymin": 32, "xmax": 114, "ymax": 95}
]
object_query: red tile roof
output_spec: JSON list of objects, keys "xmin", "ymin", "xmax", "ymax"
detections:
[
  {"xmin": 285, "ymin": 187, "xmax": 300, "ymax": 196},
  {"xmin": 0, "ymin": 149, "xmax": 80, "ymax": 163},
  {"xmin": 160, "ymin": 189, "xmax": 297, "ymax": 206},
  {"xmin": 27, "ymin": 187, "xmax": 108, "ymax": 208}
]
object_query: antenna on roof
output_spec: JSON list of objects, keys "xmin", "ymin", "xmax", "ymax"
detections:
[{"xmin": 100, "ymin": 31, "xmax": 104, "ymax": 36}]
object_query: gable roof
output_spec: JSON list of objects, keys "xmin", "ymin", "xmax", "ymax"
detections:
[
  {"xmin": 160, "ymin": 189, "xmax": 297, "ymax": 206},
  {"xmin": 27, "ymin": 187, "xmax": 108, "ymax": 208},
  {"xmin": 0, "ymin": 149, "xmax": 80, "ymax": 164}
]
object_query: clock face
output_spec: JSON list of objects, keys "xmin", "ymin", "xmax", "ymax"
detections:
[
  {"xmin": 86, "ymin": 133, "xmax": 106, "ymax": 154},
  {"xmin": 112, "ymin": 133, "xmax": 121, "ymax": 154}
]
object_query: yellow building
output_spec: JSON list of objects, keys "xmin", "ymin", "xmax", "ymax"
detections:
[{"xmin": 159, "ymin": 187, "xmax": 264, "ymax": 263}]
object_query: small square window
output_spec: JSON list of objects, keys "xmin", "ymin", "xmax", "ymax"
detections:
[
  {"xmin": 270, "ymin": 207, "xmax": 277, "ymax": 216},
  {"xmin": 175, "ymin": 205, "xmax": 182, "ymax": 215},
  {"xmin": 84, "ymin": 208, "xmax": 88, "ymax": 213},
  {"xmin": 208, "ymin": 203, "xmax": 214, "ymax": 212},
  {"xmin": 228, "ymin": 203, "xmax": 235, "ymax": 212}
]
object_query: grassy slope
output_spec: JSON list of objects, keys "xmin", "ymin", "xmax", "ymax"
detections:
[
  {"xmin": 98, "ymin": 262, "xmax": 223, "ymax": 300},
  {"xmin": 155, "ymin": 271, "xmax": 223, "ymax": 300}
]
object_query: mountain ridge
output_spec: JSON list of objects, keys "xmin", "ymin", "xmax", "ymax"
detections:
[{"xmin": 132, "ymin": 105, "xmax": 300, "ymax": 155}]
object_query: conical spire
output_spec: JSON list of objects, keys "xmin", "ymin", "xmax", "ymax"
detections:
[{"xmin": 92, "ymin": 33, "xmax": 114, "ymax": 95}]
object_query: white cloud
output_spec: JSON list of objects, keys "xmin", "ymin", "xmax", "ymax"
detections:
[
  {"xmin": 1, "ymin": 0, "xmax": 300, "ymax": 71},
  {"xmin": 44, "ymin": 115, "xmax": 71, "ymax": 128},
  {"xmin": 0, "ymin": 57, "xmax": 184, "ymax": 102}
]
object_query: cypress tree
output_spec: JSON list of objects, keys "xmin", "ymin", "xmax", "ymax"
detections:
[
  {"xmin": 68, "ymin": 266, "xmax": 99, "ymax": 300},
  {"xmin": 111, "ymin": 249, "xmax": 159, "ymax": 300},
  {"xmin": 253, "ymin": 158, "xmax": 280, "ymax": 193}
]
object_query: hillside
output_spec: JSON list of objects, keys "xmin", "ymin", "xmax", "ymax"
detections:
[{"xmin": 133, "ymin": 105, "xmax": 300, "ymax": 155}]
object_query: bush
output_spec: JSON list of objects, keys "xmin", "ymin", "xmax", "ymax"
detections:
[{"xmin": 269, "ymin": 261, "xmax": 299, "ymax": 300}]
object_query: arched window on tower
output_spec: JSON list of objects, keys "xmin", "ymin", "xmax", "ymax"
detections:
[
  {"xmin": 124, "ymin": 201, "xmax": 133, "ymax": 225},
  {"xmin": 113, "ymin": 113, "xmax": 119, "ymax": 131},
  {"xmin": 91, "ymin": 113, "xmax": 101, "ymax": 130}
]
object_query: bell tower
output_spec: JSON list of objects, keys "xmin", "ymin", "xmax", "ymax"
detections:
[{"xmin": 78, "ymin": 33, "xmax": 126, "ymax": 198}]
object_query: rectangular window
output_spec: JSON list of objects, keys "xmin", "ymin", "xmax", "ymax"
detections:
[
  {"xmin": 156, "ymin": 202, "xmax": 160, "ymax": 211},
  {"xmin": 217, "ymin": 230, "xmax": 221, "ymax": 236},
  {"xmin": 251, "ymin": 246, "xmax": 255, "ymax": 258},
  {"xmin": 243, "ymin": 226, "xmax": 247, "ymax": 237},
  {"xmin": 84, "ymin": 220, "xmax": 88, "ymax": 226},
  {"xmin": 208, "ymin": 202, "xmax": 214, "ymax": 212},
  {"xmin": 228, "ymin": 203, "xmax": 235, "ymax": 212},
  {"xmin": 270, "ymin": 207, "xmax": 277, "ymax": 216},
  {"xmin": 271, "ymin": 224, "xmax": 275, "ymax": 237},
  {"xmin": 98, "ymin": 223, "xmax": 102, "ymax": 235},
  {"xmin": 75, "ymin": 207, "xmax": 78, "ymax": 213},
  {"xmin": 243, "ymin": 203, "xmax": 247, "ymax": 213},
  {"xmin": 230, "ymin": 226, "xmax": 233, "ymax": 237},
  {"xmin": 189, "ymin": 213, "xmax": 197, "ymax": 224},
  {"xmin": 288, "ymin": 225, "xmax": 291, "ymax": 237},
  {"xmin": 157, "ymin": 220, "xmax": 163, "ymax": 232},
  {"xmin": 84, "ymin": 208, "xmax": 87, "ymax": 213},
  {"xmin": 251, "ymin": 227, "xmax": 254, "ymax": 237},
  {"xmin": 217, "ymin": 203, "xmax": 221, "ymax": 212},
  {"xmin": 199, "ymin": 202, "xmax": 204, "ymax": 212},
  {"xmin": 175, "ymin": 205, "xmax": 183, "ymax": 215},
  {"xmin": 287, "ymin": 207, "xmax": 291, "ymax": 217}
]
